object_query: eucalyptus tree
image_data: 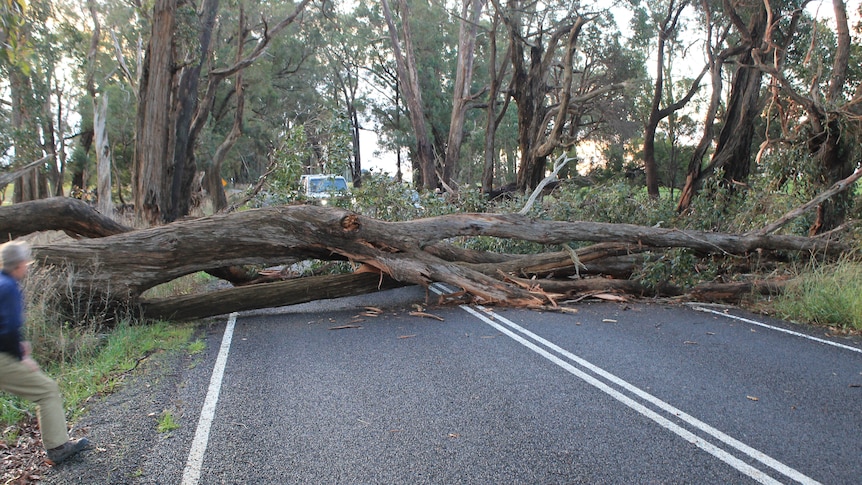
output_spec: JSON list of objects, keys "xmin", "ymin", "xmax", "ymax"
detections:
[
  {"xmin": 316, "ymin": 4, "xmax": 370, "ymax": 187},
  {"xmin": 677, "ymin": 0, "xmax": 772, "ymax": 211},
  {"xmin": 440, "ymin": 0, "xmax": 485, "ymax": 189},
  {"xmin": 750, "ymin": 0, "xmax": 861, "ymax": 233},
  {"xmin": 379, "ymin": 0, "xmax": 439, "ymax": 190},
  {"xmin": 480, "ymin": 6, "xmax": 513, "ymax": 193},
  {"xmin": 490, "ymin": 0, "xmax": 636, "ymax": 192},
  {"xmin": 357, "ymin": 1, "xmax": 410, "ymax": 182},
  {"xmin": 133, "ymin": 0, "xmax": 312, "ymax": 225},
  {"xmin": 628, "ymin": 0, "xmax": 708, "ymax": 198},
  {"xmin": 0, "ymin": 0, "xmax": 87, "ymax": 201},
  {"xmin": 674, "ymin": 0, "xmax": 859, "ymax": 233}
]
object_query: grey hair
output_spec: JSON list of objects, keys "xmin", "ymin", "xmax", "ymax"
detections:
[{"xmin": 1, "ymin": 241, "xmax": 32, "ymax": 271}]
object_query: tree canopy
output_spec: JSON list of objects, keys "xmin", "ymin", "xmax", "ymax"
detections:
[{"xmin": 0, "ymin": 0, "xmax": 860, "ymax": 233}]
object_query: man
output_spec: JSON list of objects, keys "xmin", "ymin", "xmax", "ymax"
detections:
[{"xmin": 0, "ymin": 240, "xmax": 89, "ymax": 464}]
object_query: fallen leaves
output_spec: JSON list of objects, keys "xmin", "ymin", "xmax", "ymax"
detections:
[
  {"xmin": 329, "ymin": 324, "xmax": 363, "ymax": 330},
  {"xmin": 0, "ymin": 418, "xmax": 51, "ymax": 484},
  {"xmin": 746, "ymin": 395, "xmax": 759, "ymax": 401}
]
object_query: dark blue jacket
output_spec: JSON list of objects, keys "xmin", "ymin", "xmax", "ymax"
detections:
[{"xmin": 0, "ymin": 270, "xmax": 24, "ymax": 359}]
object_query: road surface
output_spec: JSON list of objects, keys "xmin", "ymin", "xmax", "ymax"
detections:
[{"xmin": 46, "ymin": 285, "xmax": 862, "ymax": 484}]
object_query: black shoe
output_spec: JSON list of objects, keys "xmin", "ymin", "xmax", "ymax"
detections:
[{"xmin": 46, "ymin": 437, "xmax": 90, "ymax": 465}]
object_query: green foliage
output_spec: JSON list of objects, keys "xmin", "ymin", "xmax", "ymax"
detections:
[
  {"xmin": 141, "ymin": 272, "xmax": 217, "ymax": 299},
  {"xmin": 187, "ymin": 339, "xmax": 206, "ymax": 355},
  {"xmin": 774, "ymin": 257, "xmax": 862, "ymax": 331},
  {"xmin": 351, "ymin": 173, "xmax": 424, "ymax": 221},
  {"xmin": 634, "ymin": 248, "xmax": 722, "ymax": 291},
  {"xmin": 547, "ymin": 180, "xmax": 677, "ymax": 226},
  {"xmin": 157, "ymin": 410, "xmax": 180, "ymax": 433}
]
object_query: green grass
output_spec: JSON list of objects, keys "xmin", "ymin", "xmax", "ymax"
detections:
[
  {"xmin": 52, "ymin": 321, "xmax": 195, "ymax": 421},
  {"xmin": 157, "ymin": 410, "xmax": 180, "ymax": 433},
  {"xmin": 187, "ymin": 338, "xmax": 206, "ymax": 355},
  {"xmin": 0, "ymin": 267, "xmax": 209, "ymax": 436},
  {"xmin": 0, "ymin": 320, "xmax": 195, "ymax": 438},
  {"xmin": 141, "ymin": 272, "xmax": 216, "ymax": 299},
  {"xmin": 773, "ymin": 258, "xmax": 862, "ymax": 331}
]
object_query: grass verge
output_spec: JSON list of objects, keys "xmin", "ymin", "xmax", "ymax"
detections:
[
  {"xmin": 0, "ymin": 321, "xmax": 196, "ymax": 437},
  {"xmin": 772, "ymin": 257, "xmax": 862, "ymax": 332},
  {"xmin": 1, "ymin": 271, "xmax": 208, "ymax": 441}
]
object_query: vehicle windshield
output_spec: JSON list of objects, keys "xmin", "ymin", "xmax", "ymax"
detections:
[{"xmin": 308, "ymin": 177, "xmax": 348, "ymax": 193}]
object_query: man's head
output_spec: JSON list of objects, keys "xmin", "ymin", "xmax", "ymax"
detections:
[{"xmin": 1, "ymin": 241, "xmax": 33, "ymax": 279}]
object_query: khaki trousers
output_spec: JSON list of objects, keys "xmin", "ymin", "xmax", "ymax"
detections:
[{"xmin": 0, "ymin": 352, "xmax": 69, "ymax": 449}]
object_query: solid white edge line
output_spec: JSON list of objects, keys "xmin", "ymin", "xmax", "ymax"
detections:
[
  {"xmin": 691, "ymin": 306, "xmax": 862, "ymax": 355},
  {"xmin": 181, "ymin": 312, "xmax": 237, "ymax": 485},
  {"xmin": 457, "ymin": 305, "xmax": 782, "ymax": 485},
  {"xmin": 430, "ymin": 283, "xmax": 820, "ymax": 484}
]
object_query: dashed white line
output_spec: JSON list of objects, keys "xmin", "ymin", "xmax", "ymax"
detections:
[{"xmin": 181, "ymin": 312, "xmax": 237, "ymax": 485}]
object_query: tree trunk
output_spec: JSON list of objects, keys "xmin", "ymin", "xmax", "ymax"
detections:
[
  {"xmin": 134, "ymin": 0, "xmax": 178, "ymax": 225},
  {"xmin": 643, "ymin": 0, "xmax": 693, "ymax": 198},
  {"xmin": 481, "ymin": 10, "xmax": 511, "ymax": 194},
  {"xmin": 0, "ymin": 198, "xmax": 131, "ymax": 240},
  {"xmin": 140, "ymin": 273, "xmax": 408, "ymax": 321},
  {"xmin": 677, "ymin": 4, "xmax": 766, "ymax": 210},
  {"xmin": 4, "ymin": 199, "xmax": 845, "ymax": 319},
  {"xmin": 806, "ymin": 0, "xmax": 854, "ymax": 234},
  {"xmin": 381, "ymin": 0, "xmax": 438, "ymax": 190},
  {"xmin": 443, "ymin": 0, "xmax": 484, "ymax": 188},
  {"xmin": 9, "ymin": 67, "xmax": 48, "ymax": 203},
  {"xmin": 94, "ymin": 94, "xmax": 114, "ymax": 216},
  {"xmin": 0, "ymin": 195, "xmax": 851, "ymax": 323}
]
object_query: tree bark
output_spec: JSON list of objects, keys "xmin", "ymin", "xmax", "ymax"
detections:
[
  {"xmin": 642, "ymin": 0, "xmax": 706, "ymax": 198},
  {"xmin": 140, "ymin": 273, "xmax": 409, "ymax": 321},
  {"xmin": 94, "ymin": 94, "xmax": 114, "ymax": 216},
  {"xmin": 678, "ymin": 2, "xmax": 766, "ymax": 210},
  {"xmin": 134, "ymin": 0, "xmax": 178, "ymax": 225},
  {"xmin": 481, "ymin": 10, "xmax": 511, "ymax": 194},
  {"xmin": 0, "ymin": 198, "xmax": 131, "ymax": 240}
]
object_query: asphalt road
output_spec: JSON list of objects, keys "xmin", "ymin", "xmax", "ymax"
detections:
[{"xmin": 45, "ymin": 285, "xmax": 862, "ymax": 484}]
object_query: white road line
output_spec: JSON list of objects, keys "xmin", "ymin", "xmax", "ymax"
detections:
[
  {"xmin": 691, "ymin": 306, "xmax": 862, "ymax": 355},
  {"xmin": 476, "ymin": 305, "xmax": 820, "ymax": 485},
  {"xmin": 429, "ymin": 283, "xmax": 820, "ymax": 484},
  {"xmin": 458, "ymin": 305, "xmax": 782, "ymax": 485},
  {"xmin": 181, "ymin": 312, "xmax": 237, "ymax": 485}
]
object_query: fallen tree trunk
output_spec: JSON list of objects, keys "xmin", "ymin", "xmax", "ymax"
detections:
[
  {"xmin": 1, "ymin": 197, "xmax": 849, "ymax": 321},
  {"xmin": 0, "ymin": 197, "xmax": 131, "ymax": 240},
  {"xmin": 28, "ymin": 204, "xmax": 840, "ymax": 294},
  {"xmin": 140, "ymin": 272, "xmax": 408, "ymax": 321}
]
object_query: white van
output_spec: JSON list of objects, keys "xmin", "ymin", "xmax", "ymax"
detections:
[{"xmin": 300, "ymin": 174, "xmax": 350, "ymax": 204}]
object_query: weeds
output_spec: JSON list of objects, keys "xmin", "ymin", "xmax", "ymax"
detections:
[
  {"xmin": 157, "ymin": 410, "xmax": 180, "ymax": 433},
  {"xmin": 187, "ymin": 339, "xmax": 206, "ymax": 355},
  {"xmin": 0, "ymin": 266, "xmax": 204, "ymax": 434},
  {"xmin": 773, "ymin": 257, "xmax": 862, "ymax": 331}
]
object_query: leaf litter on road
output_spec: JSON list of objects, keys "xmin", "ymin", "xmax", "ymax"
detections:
[{"xmin": 409, "ymin": 311, "xmax": 444, "ymax": 321}]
